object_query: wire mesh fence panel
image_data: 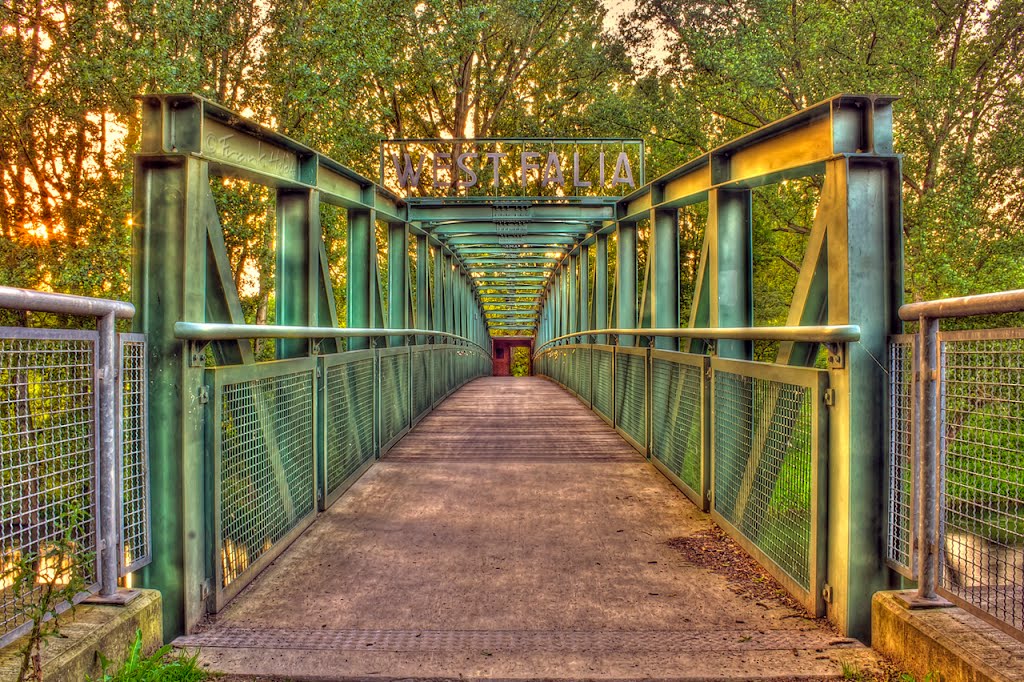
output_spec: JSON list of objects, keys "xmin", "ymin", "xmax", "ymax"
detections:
[
  {"xmin": 412, "ymin": 349, "xmax": 432, "ymax": 420},
  {"xmin": 592, "ymin": 348, "xmax": 614, "ymax": 422},
  {"xmin": 214, "ymin": 365, "xmax": 316, "ymax": 601},
  {"xmin": 323, "ymin": 354, "xmax": 376, "ymax": 500},
  {"xmin": 887, "ymin": 335, "xmax": 916, "ymax": 577},
  {"xmin": 711, "ymin": 359, "xmax": 827, "ymax": 614},
  {"xmin": 119, "ymin": 334, "xmax": 150, "ymax": 575},
  {"xmin": 578, "ymin": 347, "xmax": 592, "ymax": 404},
  {"xmin": 651, "ymin": 353, "xmax": 707, "ymax": 506},
  {"xmin": 0, "ymin": 330, "xmax": 100, "ymax": 645},
  {"xmin": 614, "ymin": 349, "xmax": 647, "ymax": 452},
  {"xmin": 379, "ymin": 351, "xmax": 410, "ymax": 448},
  {"xmin": 937, "ymin": 330, "xmax": 1024, "ymax": 635},
  {"xmin": 431, "ymin": 349, "xmax": 445, "ymax": 405}
]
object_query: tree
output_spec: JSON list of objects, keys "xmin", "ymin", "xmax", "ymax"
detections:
[{"xmin": 617, "ymin": 0, "xmax": 1024, "ymax": 303}]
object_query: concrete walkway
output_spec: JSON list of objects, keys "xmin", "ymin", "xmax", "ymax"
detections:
[{"xmin": 177, "ymin": 377, "xmax": 882, "ymax": 680}]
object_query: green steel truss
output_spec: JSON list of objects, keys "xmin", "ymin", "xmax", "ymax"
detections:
[{"xmin": 133, "ymin": 92, "xmax": 902, "ymax": 644}]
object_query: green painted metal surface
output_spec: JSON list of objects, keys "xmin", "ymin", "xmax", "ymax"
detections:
[{"xmin": 134, "ymin": 92, "xmax": 902, "ymax": 643}]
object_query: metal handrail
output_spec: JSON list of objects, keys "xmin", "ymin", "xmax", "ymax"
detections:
[
  {"xmin": 533, "ymin": 324, "xmax": 861, "ymax": 356},
  {"xmin": 899, "ymin": 289, "xmax": 1024, "ymax": 320},
  {"xmin": 174, "ymin": 321, "xmax": 491, "ymax": 356},
  {"xmin": 0, "ymin": 286, "xmax": 135, "ymax": 601},
  {"xmin": 0, "ymin": 285, "xmax": 136, "ymax": 319},
  {"xmin": 897, "ymin": 287, "xmax": 1024, "ymax": 609}
]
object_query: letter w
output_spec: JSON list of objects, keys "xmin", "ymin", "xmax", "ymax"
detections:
[{"xmin": 391, "ymin": 153, "xmax": 426, "ymax": 187}]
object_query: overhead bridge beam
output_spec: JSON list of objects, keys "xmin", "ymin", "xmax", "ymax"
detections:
[{"xmin": 410, "ymin": 204, "xmax": 614, "ymax": 224}]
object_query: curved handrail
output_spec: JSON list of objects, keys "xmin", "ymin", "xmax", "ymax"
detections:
[
  {"xmin": 0, "ymin": 286, "xmax": 135, "ymax": 319},
  {"xmin": 174, "ymin": 321, "xmax": 491, "ymax": 356},
  {"xmin": 533, "ymin": 325, "xmax": 861, "ymax": 356},
  {"xmin": 899, "ymin": 289, "xmax": 1024, "ymax": 321}
]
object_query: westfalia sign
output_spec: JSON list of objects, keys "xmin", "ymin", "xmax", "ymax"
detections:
[{"xmin": 380, "ymin": 139, "xmax": 644, "ymax": 198}]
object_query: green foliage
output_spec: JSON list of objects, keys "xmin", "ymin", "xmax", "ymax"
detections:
[
  {"xmin": 615, "ymin": 0, "xmax": 1024, "ymax": 309},
  {"xmin": 1, "ymin": 0, "xmax": 1021, "ymax": 332},
  {"xmin": 510, "ymin": 346, "xmax": 530, "ymax": 376},
  {"xmin": 90, "ymin": 630, "xmax": 206, "ymax": 682},
  {"xmin": 2, "ymin": 504, "xmax": 93, "ymax": 682}
]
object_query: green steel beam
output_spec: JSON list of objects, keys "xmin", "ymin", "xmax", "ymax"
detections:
[
  {"xmin": 651, "ymin": 208, "xmax": 679, "ymax": 351},
  {"xmin": 275, "ymin": 189, "xmax": 317, "ymax": 359},
  {"xmin": 444, "ymin": 235, "xmax": 576, "ymax": 246},
  {"xmin": 346, "ymin": 209, "xmax": 374, "ymax": 350},
  {"xmin": 132, "ymin": 155, "xmax": 208, "ymax": 639},
  {"xmin": 416, "ymin": 234, "xmax": 430, "ymax": 344},
  {"xmin": 708, "ymin": 189, "xmax": 753, "ymax": 359},
  {"xmin": 140, "ymin": 94, "xmax": 403, "ymax": 221},
  {"xmin": 411, "ymin": 204, "xmax": 613, "ymax": 224},
  {"xmin": 594, "ymin": 233, "xmax": 608, "ymax": 344},
  {"xmin": 388, "ymin": 221, "xmax": 409, "ymax": 346},
  {"xmin": 568, "ymin": 254, "xmax": 578, "ymax": 337},
  {"xmin": 616, "ymin": 221, "xmax": 637, "ymax": 346},
  {"xmin": 613, "ymin": 94, "xmax": 897, "ymax": 224},
  {"xmin": 579, "ymin": 243, "xmax": 590, "ymax": 334}
]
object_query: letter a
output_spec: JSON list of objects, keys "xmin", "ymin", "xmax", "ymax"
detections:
[
  {"xmin": 612, "ymin": 152, "xmax": 635, "ymax": 187},
  {"xmin": 542, "ymin": 152, "xmax": 564, "ymax": 187}
]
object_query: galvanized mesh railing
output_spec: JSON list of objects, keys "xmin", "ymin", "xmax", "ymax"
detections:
[
  {"xmin": 710, "ymin": 358, "xmax": 828, "ymax": 614},
  {"xmin": 535, "ymin": 342, "xmax": 831, "ymax": 616},
  {"xmin": 212, "ymin": 362, "xmax": 317, "ymax": 605},
  {"xmin": 119, "ymin": 335, "xmax": 151, "ymax": 575},
  {"xmin": 886, "ymin": 335, "xmax": 916, "ymax": 576},
  {"xmin": 379, "ymin": 350, "xmax": 411, "ymax": 450},
  {"xmin": 323, "ymin": 352, "xmax": 376, "ymax": 504},
  {"xmin": 1, "ymin": 331, "xmax": 99, "ymax": 643},
  {"xmin": 1, "ymin": 324, "xmax": 149, "ymax": 647},
  {"xmin": 592, "ymin": 347, "xmax": 614, "ymax": 422},
  {"xmin": 650, "ymin": 351, "xmax": 708, "ymax": 509},
  {"xmin": 937, "ymin": 330, "xmax": 1024, "ymax": 634},
  {"xmin": 614, "ymin": 349, "xmax": 647, "ymax": 453},
  {"xmin": 205, "ymin": 342, "xmax": 488, "ymax": 608},
  {"xmin": 412, "ymin": 348, "xmax": 432, "ymax": 420}
]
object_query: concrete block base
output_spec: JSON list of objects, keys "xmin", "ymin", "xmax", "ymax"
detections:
[
  {"xmin": 0, "ymin": 589, "xmax": 162, "ymax": 682},
  {"xmin": 872, "ymin": 590, "xmax": 1024, "ymax": 682}
]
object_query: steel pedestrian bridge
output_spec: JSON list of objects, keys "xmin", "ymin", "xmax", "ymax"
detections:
[{"xmin": 2, "ymin": 93, "xmax": 1022, "ymax": 679}]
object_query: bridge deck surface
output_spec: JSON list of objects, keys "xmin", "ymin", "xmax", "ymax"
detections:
[{"xmin": 177, "ymin": 377, "xmax": 881, "ymax": 681}]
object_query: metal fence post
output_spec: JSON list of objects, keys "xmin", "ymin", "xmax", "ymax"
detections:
[
  {"xmin": 913, "ymin": 315, "xmax": 945, "ymax": 605},
  {"xmin": 97, "ymin": 311, "xmax": 119, "ymax": 597}
]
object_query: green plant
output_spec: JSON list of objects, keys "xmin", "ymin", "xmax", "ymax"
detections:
[
  {"xmin": 90, "ymin": 630, "xmax": 206, "ymax": 682},
  {"xmin": 841, "ymin": 659, "xmax": 866, "ymax": 681},
  {"xmin": 899, "ymin": 672, "xmax": 941, "ymax": 682},
  {"xmin": 4, "ymin": 504, "xmax": 93, "ymax": 682}
]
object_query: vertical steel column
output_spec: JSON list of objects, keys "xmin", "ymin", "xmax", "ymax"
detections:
[
  {"xmin": 708, "ymin": 190, "xmax": 752, "ymax": 359},
  {"xmin": 433, "ymin": 246, "xmax": 445, "ymax": 335},
  {"xmin": 458, "ymin": 270, "xmax": 467, "ymax": 339},
  {"xmin": 416, "ymin": 235, "xmax": 430, "ymax": 345},
  {"xmin": 557, "ymin": 270, "xmax": 565, "ymax": 342},
  {"xmin": 579, "ymin": 244, "xmax": 591, "ymax": 338},
  {"xmin": 277, "ymin": 189, "xmax": 317, "ymax": 359},
  {"xmin": 347, "ymin": 208, "xmax": 374, "ymax": 350},
  {"xmin": 652, "ymin": 208, "xmax": 679, "ymax": 351},
  {"xmin": 387, "ymin": 222, "xmax": 408, "ymax": 346},
  {"xmin": 822, "ymin": 156, "xmax": 904, "ymax": 639},
  {"xmin": 595, "ymin": 234, "xmax": 608, "ymax": 343},
  {"xmin": 568, "ymin": 254, "xmax": 578, "ymax": 339},
  {"xmin": 132, "ymin": 154, "xmax": 209, "ymax": 637},
  {"xmin": 443, "ymin": 254, "xmax": 455, "ymax": 335},
  {"xmin": 616, "ymin": 221, "xmax": 637, "ymax": 346}
]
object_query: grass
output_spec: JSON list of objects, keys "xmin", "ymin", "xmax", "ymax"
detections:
[{"xmin": 90, "ymin": 630, "xmax": 207, "ymax": 682}]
